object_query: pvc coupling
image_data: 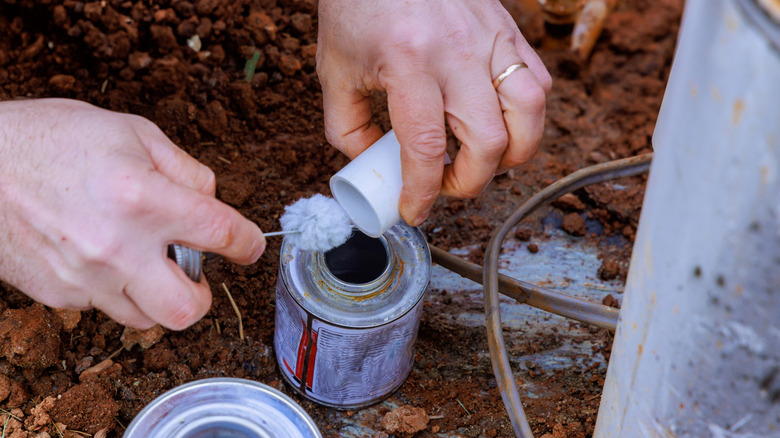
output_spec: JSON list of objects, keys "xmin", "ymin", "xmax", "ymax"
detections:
[{"xmin": 330, "ymin": 130, "xmax": 403, "ymax": 238}]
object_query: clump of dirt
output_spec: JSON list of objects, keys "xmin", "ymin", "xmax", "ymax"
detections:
[
  {"xmin": 0, "ymin": 0, "xmax": 683, "ymax": 436},
  {"xmin": 0, "ymin": 304, "xmax": 62, "ymax": 369},
  {"xmin": 50, "ymin": 380, "xmax": 121, "ymax": 434},
  {"xmin": 562, "ymin": 212, "xmax": 586, "ymax": 236},
  {"xmin": 381, "ymin": 405, "xmax": 430, "ymax": 435}
]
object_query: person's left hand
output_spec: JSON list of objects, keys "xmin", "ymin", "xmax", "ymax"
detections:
[{"xmin": 317, "ymin": 0, "xmax": 552, "ymax": 226}]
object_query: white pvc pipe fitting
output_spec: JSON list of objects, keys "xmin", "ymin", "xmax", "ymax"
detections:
[{"xmin": 330, "ymin": 130, "xmax": 403, "ymax": 238}]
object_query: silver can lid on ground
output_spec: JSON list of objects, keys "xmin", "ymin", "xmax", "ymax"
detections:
[{"xmin": 124, "ymin": 378, "xmax": 321, "ymax": 438}]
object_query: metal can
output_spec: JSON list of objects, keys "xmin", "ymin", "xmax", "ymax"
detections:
[
  {"xmin": 274, "ymin": 223, "xmax": 431, "ymax": 409},
  {"xmin": 168, "ymin": 244, "xmax": 202, "ymax": 282},
  {"xmin": 124, "ymin": 377, "xmax": 321, "ymax": 438}
]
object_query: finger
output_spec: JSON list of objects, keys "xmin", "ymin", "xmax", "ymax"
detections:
[
  {"xmin": 384, "ymin": 73, "xmax": 446, "ymax": 226},
  {"xmin": 513, "ymin": 35, "xmax": 552, "ymax": 93},
  {"xmin": 319, "ymin": 69, "xmax": 384, "ymax": 159},
  {"xmin": 495, "ymin": 64, "xmax": 547, "ymax": 172},
  {"xmin": 129, "ymin": 115, "xmax": 217, "ymax": 196},
  {"xmin": 489, "ymin": 37, "xmax": 548, "ymax": 173},
  {"xmin": 441, "ymin": 68, "xmax": 507, "ymax": 198},
  {"xmin": 125, "ymin": 258, "xmax": 212, "ymax": 330},
  {"xmin": 497, "ymin": 11, "xmax": 552, "ymax": 93},
  {"xmin": 91, "ymin": 291, "xmax": 157, "ymax": 329},
  {"xmin": 140, "ymin": 171, "xmax": 266, "ymax": 264}
]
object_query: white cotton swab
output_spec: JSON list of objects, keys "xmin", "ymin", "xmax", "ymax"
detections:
[{"xmin": 264, "ymin": 194, "xmax": 354, "ymax": 252}]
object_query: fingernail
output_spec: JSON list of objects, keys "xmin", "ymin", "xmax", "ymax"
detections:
[
  {"xmin": 252, "ymin": 239, "xmax": 267, "ymax": 261},
  {"xmin": 411, "ymin": 208, "xmax": 431, "ymax": 227}
]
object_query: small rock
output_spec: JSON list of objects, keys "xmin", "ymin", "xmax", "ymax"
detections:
[
  {"xmin": 598, "ymin": 257, "xmax": 621, "ymax": 281},
  {"xmin": 527, "ymin": 243, "xmax": 539, "ymax": 253},
  {"xmin": 83, "ymin": 2, "xmax": 103, "ymax": 21},
  {"xmin": 515, "ymin": 226, "xmax": 532, "ymax": 241},
  {"xmin": 196, "ymin": 100, "xmax": 229, "ymax": 138},
  {"xmin": 49, "ymin": 381, "xmax": 120, "ymax": 434},
  {"xmin": 0, "ymin": 374, "xmax": 11, "ymax": 402},
  {"xmin": 51, "ymin": 308, "xmax": 81, "ymax": 331},
  {"xmin": 27, "ymin": 395, "xmax": 56, "ymax": 431},
  {"xmin": 128, "ymin": 51, "xmax": 152, "ymax": 70},
  {"xmin": 7, "ymin": 380, "xmax": 29, "ymax": 408},
  {"xmin": 553, "ymin": 193, "xmax": 585, "ymax": 211},
  {"xmin": 381, "ymin": 405, "xmax": 429, "ymax": 435},
  {"xmin": 0, "ymin": 304, "xmax": 62, "ymax": 369},
  {"xmin": 602, "ymin": 294, "xmax": 620, "ymax": 308},
  {"xmin": 290, "ymin": 12, "xmax": 312, "ymax": 33},
  {"xmin": 245, "ymin": 10, "xmax": 276, "ymax": 44},
  {"xmin": 196, "ymin": 0, "xmax": 219, "ymax": 15},
  {"xmin": 79, "ymin": 358, "xmax": 114, "ymax": 382},
  {"xmin": 278, "ymin": 53, "xmax": 301, "ymax": 76},
  {"xmin": 121, "ymin": 325, "xmax": 164, "ymax": 350},
  {"xmin": 562, "ymin": 212, "xmax": 586, "ymax": 237}
]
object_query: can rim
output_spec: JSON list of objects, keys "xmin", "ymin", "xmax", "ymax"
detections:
[
  {"xmin": 279, "ymin": 223, "xmax": 431, "ymax": 328},
  {"xmin": 125, "ymin": 377, "xmax": 321, "ymax": 438}
]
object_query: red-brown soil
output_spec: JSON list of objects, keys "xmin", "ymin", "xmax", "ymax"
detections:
[{"xmin": 0, "ymin": 0, "xmax": 682, "ymax": 436}]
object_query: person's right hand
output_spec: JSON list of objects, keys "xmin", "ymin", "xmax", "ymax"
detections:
[
  {"xmin": 317, "ymin": 0, "xmax": 551, "ymax": 226},
  {"xmin": 0, "ymin": 98, "xmax": 266, "ymax": 330}
]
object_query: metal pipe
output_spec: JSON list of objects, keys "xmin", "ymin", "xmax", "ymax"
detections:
[
  {"xmin": 482, "ymin": 154, "xmax": 653, "ymax": 437},
  {"xmin": 430, "ymin": 245, "xmax": 619, "ymax": 331}
]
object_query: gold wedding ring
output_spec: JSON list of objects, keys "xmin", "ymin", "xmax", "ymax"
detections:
[{"xmin": 492, "ymin": 62, "xmax": 528, "ymax": 89}]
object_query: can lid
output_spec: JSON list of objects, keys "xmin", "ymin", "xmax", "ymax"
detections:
[
  {"xmin": 124, "ymin": 377, "xmax": 321, "ymax": 438},
  {"xmin": 169, "ymin": 244, "xmax": 203, "ymax": 282}
]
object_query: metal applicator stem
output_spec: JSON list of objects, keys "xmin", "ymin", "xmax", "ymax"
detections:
[{"xmin": 263, "ymin": 230, "xmax": 301, "ymax": 237}]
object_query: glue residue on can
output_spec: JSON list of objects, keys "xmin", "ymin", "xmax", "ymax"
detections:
[
  {"xmin": 275, "ymin": 223, "xmax": 431, "ymax": 409},
  {"xmin": 124, "ymin": 377, "xmax": 321, "ymax": 438}
]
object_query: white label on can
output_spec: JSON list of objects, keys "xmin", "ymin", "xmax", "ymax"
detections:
[{"xmin": 275, "ymin": 281, "xmax": 423, "ymax": 407}]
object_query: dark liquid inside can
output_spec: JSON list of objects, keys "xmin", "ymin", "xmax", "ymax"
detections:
[{"xmin": 324, "ymin": 231, "xmax": 389, "ymax": 284}]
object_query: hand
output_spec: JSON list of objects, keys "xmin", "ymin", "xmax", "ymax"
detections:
[
  {"xmin": 317, "ymin": 0, "xmax": 551, "ymax": 225},
  {"xmin": 0, "ymin": 99, "xmax": 265, "ymax": 330}
]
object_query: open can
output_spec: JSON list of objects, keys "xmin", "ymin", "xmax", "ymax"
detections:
[
  {"xmin": 124, "ymin": 377, "xmax": 321, "ymax": 437},
  {"xmin": 274, "ymin": 223, "xmax": 431, "ymax": 409}
]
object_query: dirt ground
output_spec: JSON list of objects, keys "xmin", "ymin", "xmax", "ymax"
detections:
[{"xmin": 0, "ymin": 0, "xmax": 682, "ymax": 436}]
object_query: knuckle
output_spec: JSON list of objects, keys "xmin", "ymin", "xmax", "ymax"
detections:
[
  {"xmin": 516, "ymin": 82, "xmax": 547, "ymax": 114},
  {"xmin": 479, "ymin": 129, "xmax": 510, "ymax": 155},
  {"xmin": 457, "ymin": 184, "xmax": 485, "ymax": 199},
  {"xmin": 386, "ymin": 23, "xmax": 436, "ymax": 60},
  {"xmin": 536, "ymin": 68, "xmax": 553, "ymax": 93},
  {"xmin": 405, "ymin": 185, "xmax": 440, "ymax": 206},
  {"xmin": 323, "ymin": 124, "xmax": 344, "ymax": 150},
  {"xmin": 405, "ymin": 129, "xmax": 446, "ymax": 162},
  {"xmin": 84, "ymin": 236, "xmax": 122, "ymax": 265},
  {"xmin": 444, "ymin": 173, "xmax": 487, "ymax": 199},
  {"xmin": 103, "ymin": 171, "xmax": 149, "ymax": 216},
  {"xmin": 507, "ymin": 141, "xmax": 540, "ymax": 165}
]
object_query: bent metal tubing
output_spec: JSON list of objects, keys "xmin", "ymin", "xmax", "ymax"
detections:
[
  {"xmin": 430, "ymin": 245, "xmax": 619, "ymax": 331},
  {"xmin": 482, "ymin": 154, "xmax": 654, "ymax": 437}
]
